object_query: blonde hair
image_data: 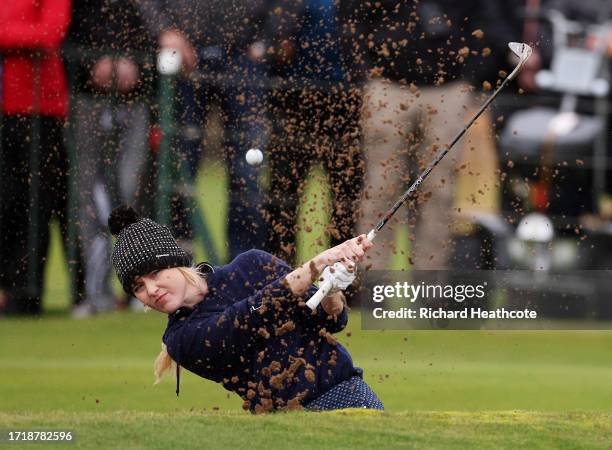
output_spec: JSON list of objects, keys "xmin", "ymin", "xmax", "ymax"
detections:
[
  {"xmin": 153, "ymin": 265, "xmax": 206, "ymax": 383},
  {"xmin": 154, "ymin": 342, "xmax": 175, "ymax": 384},
  {"xmin": 176, "ymin": 266, "xmax": 205, "ymax": 287}
]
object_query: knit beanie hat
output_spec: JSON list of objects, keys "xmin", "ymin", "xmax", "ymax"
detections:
[{"xmin": 109, "ymin": 205, "xmax": 192, "ymax": 294}]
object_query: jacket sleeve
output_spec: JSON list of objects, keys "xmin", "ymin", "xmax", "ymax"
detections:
[
  {"xmin": 250, "ymin": 250, "xmax": 349, "ymax": 334},
  {"xmin": 165, "ymin": 265, "xmax": 349, "ymax": 368},
  {"xmin": 164, "ymin": 277, "xmax": 313, "ymax": 369},
  {"xmin": 0, "ymin": 0, "xmax": 71, "ymax": 50},
  {"xmin": 298, "ymin": 283, "xmax": 348, "ymax": 334}
]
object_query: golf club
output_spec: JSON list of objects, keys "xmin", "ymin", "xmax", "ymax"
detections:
[{"xmin": 306, "ymin": 42, "xmax": 533, "ymax": 310}]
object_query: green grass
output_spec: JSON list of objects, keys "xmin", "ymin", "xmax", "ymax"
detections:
[
  {"xmin": 1, "ymin": 312, "xmax": 612, "ymax": 448},
  {"xmin": 4, "ymin": 156, "xmax": 611, "ymax": 448},
  {"xmin": 2, "ymin": 313, "xmax": 612, "ymax": 413},
  {"xmin": 1, "ymin": 410, "xmax": 611, "ymax": 449}
]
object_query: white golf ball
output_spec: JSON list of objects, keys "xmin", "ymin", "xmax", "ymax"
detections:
[
  {"xmin": 157, "ymin": 48, "xmax": 182, "ymax": 75},
  {"xmin": 245, "ymin": 148, "xmax": 263, "ymax": 165}
]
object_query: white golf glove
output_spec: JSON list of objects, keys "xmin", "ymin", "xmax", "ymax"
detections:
[{"xmin": 320, "ymin": 262, "xmax": 356, "ymax": 293}]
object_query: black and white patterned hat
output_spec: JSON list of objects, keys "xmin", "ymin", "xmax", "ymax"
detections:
[{"xmin": 109, "ymin": 206, "xmax": 192, "ymax": 294}]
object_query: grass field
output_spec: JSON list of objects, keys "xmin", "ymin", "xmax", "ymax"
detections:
[
  {"xmin": 1, "ymin": 312, "xmax": 612, "ymax": 448},
  {"xmin": 2, "ymin": 157, "xmax": 612, "ymax": 448},
  {"xmin": 1, "ymin": 410, "xmax": 611, "ymax": 449}
]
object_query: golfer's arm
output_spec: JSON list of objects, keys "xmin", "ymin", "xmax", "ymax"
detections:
[
  {"xmin": 321, "ymin": 291, "xmax": 345, "ymax": 315},
  {"xmin": 268, "ymin": 260, "xmax": 347, "ymax": 340},
  {"xmin": 284, "ymin": 255, "xmax": 326, "ymax": 295}
]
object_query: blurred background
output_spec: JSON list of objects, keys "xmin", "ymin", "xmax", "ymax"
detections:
[{"xmin": 1, "ymin": 0, "xmax": 611, "ymax": 319}]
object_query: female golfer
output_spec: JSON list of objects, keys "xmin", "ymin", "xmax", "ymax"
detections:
[{"xmin": 109, "ymin": 205, "xmax": 383, "ymax": 413}]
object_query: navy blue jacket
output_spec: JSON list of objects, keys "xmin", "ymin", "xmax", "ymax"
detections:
[{"xmin": 162, "ymin": 250, "xmax": 358, "ymax": 412}]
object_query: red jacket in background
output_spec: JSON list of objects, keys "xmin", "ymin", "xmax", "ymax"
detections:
[{"xmin": 0, "ymin": 0, "xmax": 71, "ymax": 117}]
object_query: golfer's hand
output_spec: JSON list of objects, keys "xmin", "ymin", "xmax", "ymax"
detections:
[
  {"xmin": 320, "ymin": 262, "xmax": 356, "ymax": 293},
  {"xmin": 285, "ymin": 235, "xmax": 372, "ymax": 298},
  {"xmin": 314, "ymin": 234, "xmax": 373, "ymax": 272},
  {"xmin": 318, "ymin": 263, "xmax": 354, "ymax": 316},
  {"xmin": 321, "ymin": 292, "xmax": 345, "ymax": 316}
]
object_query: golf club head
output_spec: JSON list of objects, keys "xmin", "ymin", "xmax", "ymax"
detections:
[
  {"xmin": 507, "ymin": 42, "xmax": 533, "ymax": 80},
  {"xmin": 509, "ymin": 42, "xmax": 533, "ymax": 62}
]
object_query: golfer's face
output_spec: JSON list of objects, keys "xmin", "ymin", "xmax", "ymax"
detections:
[{"xmin": 132, "ymin": 268, "xmax": 188, "ymax": 314}]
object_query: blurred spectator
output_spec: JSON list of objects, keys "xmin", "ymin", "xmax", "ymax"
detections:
[
  {"xmin": 531, "ymin": 0, "xmax": 612, "ymax": 198},
  {"xmin": 468, "ymin": 1, "xmax": 541, "ymax": 91},
  {"xmin": 511, "ymin": 0, "xmax": 553, "ymax": 93},
  {"xmin": 510, "ymin": 0, "xmax": 548, "ymax": 93},
  {"xmin": 144, "ymin": 1, "xmax": 273, "ymax": 260},
  {"xmin": 351, "ymin": 0, "xmax": 508, "ymax": 270},
  {"xmin": 489, "ymin": 0, "xmax": 611, "ymax": 93},
  {"xmin": 547, "ymin": 0, "xmax": 612, "ymax": 55},
  {"xmin": 67, "ymin": 0, "xmax": 158, "ymax": 317},
  {"xmin": 265, "ymin": 0, "xmax": 365, "ymax": 266},
  {"xmin": 0, "ymin": 0, "xmax": 72, "ymax": 315}
]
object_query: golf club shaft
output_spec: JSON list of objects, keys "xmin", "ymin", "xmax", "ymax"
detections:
[
  {"xmin": 367, "ymin": 74, "xmax": 514, "ymax": 242},
  {"xmin": 366, "ymin": 43, "xmax": 531, "ymax": 242},
  {"xmin": 306, "ymin": 44, "xmax": 530, "ymax": 310}
]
